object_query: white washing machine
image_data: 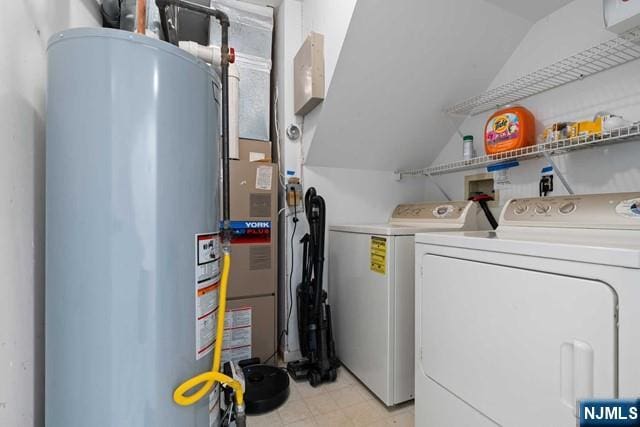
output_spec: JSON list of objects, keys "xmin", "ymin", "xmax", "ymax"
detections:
[
  {"xmin": 329, "ymin": 201, "xmax": 491, "ymax": 406},
  {"xmin": 415, "ymin": 192, "xmax": 640, "ymax": 426}
]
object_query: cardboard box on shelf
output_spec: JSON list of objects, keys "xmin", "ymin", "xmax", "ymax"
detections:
[{"xmin": 239, "ymin": 139, "xmax": 272, "ymax": 162}]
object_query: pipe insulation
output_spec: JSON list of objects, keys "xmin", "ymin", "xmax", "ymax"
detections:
[{"xmin": 180, "ymin": 41, "xmax": 240, "ymax": 160}]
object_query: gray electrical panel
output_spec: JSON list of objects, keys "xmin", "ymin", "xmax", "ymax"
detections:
[{"xmin": 46, "ymin": 28, "xmax": 219, "ymax": 427}]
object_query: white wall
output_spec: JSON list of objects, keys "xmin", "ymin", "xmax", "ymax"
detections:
[
  {"xmin": 299, "ymin": 0, "xmax": 358, "ymax": 158},
  {"xmin": 304, "ymin": 167, "xmax": 426, "ymax": 225},
  {"xmin": 274, "ymin": 0, "xmax": 357, "ymax": 175},
  {"xmin": 279, "ymin": 166, "xmax": 426, "ymax": 360},
  {"xmin": 0, "ymin": 2, "xmax": 100, "ymax": 425},
  {"xmin": 304, "ymin": 0, "xmax": 534, "ymax": 171},
  {"xmin": 426, "ymin": 0, "xmax": 640, "ymax": 211},
  {"xmin": 274, "ymin": 0, "xmax": 303, "ymax": 360},
  {"xmin": 274, "ymin": 0, "xmax": 426, "ymax": 360}
]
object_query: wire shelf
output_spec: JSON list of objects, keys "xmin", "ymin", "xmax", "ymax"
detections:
[
  {"xmin": 445, "ymin": 26, "xmax": 640, "ymax": 116},
  {"xmin": 396, "ymin": 123, "xmax": 640, "ymax": 178}
]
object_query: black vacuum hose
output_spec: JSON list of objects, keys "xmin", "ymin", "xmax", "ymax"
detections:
[{"xmin": 312, "ymin": 195, "xmax": 326, "ymax": 315}]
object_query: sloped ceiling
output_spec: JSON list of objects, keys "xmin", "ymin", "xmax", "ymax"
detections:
[
  {"xmin": 483, "ymin": 0, "xmax": 573, "ymax": 22},
  {"xmin": 305, "ymin": 0, "xmax": 572, "ymax": 171},
  {"xmin": 239, "ymin": 0, "xmax": 281, "ymax": 6}
]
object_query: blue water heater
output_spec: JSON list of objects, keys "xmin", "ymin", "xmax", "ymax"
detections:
[{"xmin": 46, "ymin": 28, "xmax": 220, "ymax": 426}]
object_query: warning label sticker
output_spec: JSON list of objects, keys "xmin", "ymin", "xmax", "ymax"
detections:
[
  {"xmin": 197, "ymin": 233, "xmax": 221, "ymax": 282},
  {"xmin": 370, "ymin": 236, "xmax": 387, "ymax": 275},
  {"xmin": 197, "ymin": 312, "xmax": 216, "ymax": 359},
  {"xmin": 197, "ymin": 282, "xmax": 219, "ymax": 319},
  {"xmin": 222, "ymin": 307, "xmax": 252, "ymax": 364},
  {"xmin": 224, "ymin": 326, "xmax": 251, "ymax": 348},
  {"xmin": 195, "ymin": 233, "xmax": 221, "ymax": 360},
  {"xmin": 224, "ymin": 307, "xmax": 252, "ymax": 329},
  {"xmin": 256, "ymin": 165, "xmax": 273, "ymax": 191},
  {"xmin": 222, "ymin": 345, "xmax": 251, "ymax": 364}
]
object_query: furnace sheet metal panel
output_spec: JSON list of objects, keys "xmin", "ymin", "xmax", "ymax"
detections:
[{"xmin": 46, "ymin": 28, "xmax": 220, "ymax": 427}]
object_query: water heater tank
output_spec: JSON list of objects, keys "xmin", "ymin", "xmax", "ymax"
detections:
[{"xmin": 46, "ymin": 28, "xmax": 220, "ymax": 427}]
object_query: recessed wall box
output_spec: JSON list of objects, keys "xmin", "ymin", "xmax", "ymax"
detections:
[
  {"xmin": 465, "ymin": 173, "xmax": 499, "ymax": 208},
  {"xmin": 294, "ymin": 32, "xmax": 325, "ymax": 116},
  {"xmin": 604, "ymin": 0, "xmax": 640, "ymax": 34}
]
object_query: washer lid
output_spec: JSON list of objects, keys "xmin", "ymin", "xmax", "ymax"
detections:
[{"xmin": 415, "ymin": 228, "xmax": 640, "ymax": 268}]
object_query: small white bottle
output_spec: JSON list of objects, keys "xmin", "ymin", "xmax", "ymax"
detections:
[{"xmin": 463, "ymin": 135, "xmax": 475, "ymax": 160}]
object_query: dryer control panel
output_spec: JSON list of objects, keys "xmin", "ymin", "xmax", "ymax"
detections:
[
  {"xmin": 501, "ymin": 192, "xmax": 640, "ymax": 229},
  {"xmin": 391, "ymin": 201, "xmax": 471, "ymax": 221}
]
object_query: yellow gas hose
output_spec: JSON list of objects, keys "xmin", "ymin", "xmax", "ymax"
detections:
[{"xmin": 174, "ymin": 252, "xmax": 245, "ymax": 407}]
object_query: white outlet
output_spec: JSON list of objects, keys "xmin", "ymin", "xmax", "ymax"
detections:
[{"xmin": 604, "ymin": 0, "xmax": 640, "ymax": 33}]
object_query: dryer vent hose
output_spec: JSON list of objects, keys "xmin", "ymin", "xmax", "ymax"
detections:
[{"xmin": 470, "ymin": 194, "xmax": 498, "ymax": 230}]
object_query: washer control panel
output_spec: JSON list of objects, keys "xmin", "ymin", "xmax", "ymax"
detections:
[
  {"xmin": 391, "ymin": 201, "xmax": 471, "ymax": 221},
  {"xmin": 501, "ymin": 192, "xmax": 640, "ymax": 228}
]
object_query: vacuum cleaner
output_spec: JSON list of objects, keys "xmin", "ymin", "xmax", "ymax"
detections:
[{"xmin": 287, "ymin": 187, "xmax": 339, "ymax": 387}]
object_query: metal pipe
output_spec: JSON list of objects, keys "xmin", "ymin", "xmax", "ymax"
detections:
[
  {"xmin": 157, "ymin": 4, "xmax": 174, "ymax": 44},
  {"xmin": 101, "ymin": 0, "xmax": 121, "ymax": 28},
  {"xmin": 136, "ymin": 0, "xmax": 147, "ymax": 33},
  {"xmin": 156, "ymin": 0, "xmax": 229, "ymax": 27},
  {"xmin": 221, "ymin": 22, "xmax": 231, "ymax": 245},
  {"xmin": 178, "ymin": 42, "xmax": 240, "ymax": 160},
  {"xmin": 119, "ymin": 0, "xmax": 139, "ymax": 32},
  {"xmin": 155, "ymin": 0, "xmax": 232, "ymax": 246}
]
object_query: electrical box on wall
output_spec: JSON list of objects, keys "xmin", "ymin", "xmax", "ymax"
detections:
[
  {"xmin": 604, "ymin": 0, "xmax": 640, "ymax": 33},
  {"xmin": 294, "ymin": 32, "xmax": 325, "ymax": 116}
]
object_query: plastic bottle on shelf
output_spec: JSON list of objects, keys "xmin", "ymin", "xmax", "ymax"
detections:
[{"xmin": 463, "ymin": 135, "xmax": 475, "ymax": 160}]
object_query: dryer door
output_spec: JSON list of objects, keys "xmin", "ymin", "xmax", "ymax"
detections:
[{"xmin": 418, "ymin": 254, "xmax": 617, "ymax": 426}]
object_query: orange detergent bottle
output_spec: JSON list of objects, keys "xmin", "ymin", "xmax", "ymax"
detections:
[{"xmin": 484, "ymin": 106, "xmax": 535, "ymax": 155}]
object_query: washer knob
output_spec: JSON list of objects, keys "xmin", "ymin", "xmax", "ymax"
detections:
[
  {"xmin": 513, "ymin": 204, "xmax": 528, "ymax": 215},
  {"xmin": 559, "ymin": 202, "xmax": 577, "ymax": 215},
  {"xmin": 535, "ymin": 204, "xmax": 551, "ymax": 215},
  {"xmin": 433, "ymin": 205, "xmax": 453, "ymax": 218}
]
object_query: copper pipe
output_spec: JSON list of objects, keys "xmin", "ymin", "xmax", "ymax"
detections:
[{"xmin": 136, "ymin": 0, "xmax": 147, "ymax": 34}]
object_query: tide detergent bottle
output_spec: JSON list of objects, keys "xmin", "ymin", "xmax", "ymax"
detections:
[{"xmin": 484, "ymin": 106, "xmax": 535, "ymax": 155}]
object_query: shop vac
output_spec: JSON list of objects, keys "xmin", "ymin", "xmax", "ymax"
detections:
[{"xmin": 287, "ymin": 188, "xmax": 340, "ymax": 387}]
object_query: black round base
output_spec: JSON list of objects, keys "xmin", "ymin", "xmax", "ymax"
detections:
[{"xmin": 242, "ymin": 365, "xmax": 290, "ymax": 415}]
